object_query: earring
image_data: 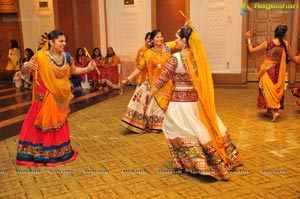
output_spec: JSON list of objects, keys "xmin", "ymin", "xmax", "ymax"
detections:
[{"xmin": 182, "ymin": 38, "xmax": 187, "ymax": 48}]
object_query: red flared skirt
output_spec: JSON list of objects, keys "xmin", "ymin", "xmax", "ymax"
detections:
[{"xmin": 16, "ymin": 100, "xmax": 77, "ymax": 167}]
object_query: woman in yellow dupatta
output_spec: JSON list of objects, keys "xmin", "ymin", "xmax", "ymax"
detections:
[
  {"xmin": 6, "ymin": 40, "xmax": 21, "ymax": 71},
  {"xmin": 147, "ymin": 24, "xmax": 242, "ymax": 180},
  {"xmin": 16, "ymin": 30, "xmax": 95, "ymax": 167},
  {"xmin": 246, "ymin": 25, "xmax": 300, "ymax": 122}
]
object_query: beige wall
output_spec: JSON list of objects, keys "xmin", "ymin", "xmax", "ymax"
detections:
[{"xmin": 19, "ymin": 0, "xmax": 55, "ymax": 51}]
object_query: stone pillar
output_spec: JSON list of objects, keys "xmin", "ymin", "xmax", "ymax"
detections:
[{"xmin": 288, "ymin": 0, "xmax": 300, "ymax": 85}]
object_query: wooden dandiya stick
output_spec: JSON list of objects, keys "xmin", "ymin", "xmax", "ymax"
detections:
[
  {"xmin": 249, "ymin": 28, "xmax": 257, "ymax": 33},
  {"xmin": 179, "ymin": 9, "xmax": 195, "ymax": 30},
  {"xmin": 179, "ymin": 9, "xmax": 187, "ymax": 19},
  {"xmin": 34, "ymin": 47, "xmax": 40, "ymax": 85},
  {"xmin": 83, "ymin": 47, "xmax": 100, "ymax": 75}
]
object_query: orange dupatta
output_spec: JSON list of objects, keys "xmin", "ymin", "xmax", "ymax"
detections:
[
  {"xmin": 136, "ymin": 45, "xmax": 148, "ymax": 84},
  {"xmin": 140, "ymin": 46, "xmax": 173, "ymax": 111},
  {"xmin": 34, "ymin": 50, "xmax": 73, "ymax": 131}
]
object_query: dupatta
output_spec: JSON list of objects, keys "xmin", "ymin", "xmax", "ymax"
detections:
[
  {"xmin": 185, "ymin": 31, "xmax": 228, "ymax": 163},
  {"xmin": 258, "ymin": 44, "xmax": 287, "ymax": 109},
  {"xmin": 34, "ymin": 50, "xmax": 73, "ymax": 131}
]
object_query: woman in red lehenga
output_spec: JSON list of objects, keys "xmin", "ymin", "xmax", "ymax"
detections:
[
  {"xmin": 101, "ymin": 47, "xmax": 120, "ymax": 90},
  {"xmin": 73, "ymin": 48, "xmax": 91, "ymax": 90},
  {"xmin": 246, "ymin": 25, "xmax": 300, "ymax": 122},
  {"xmin": 16, "ymin": 30, "xmax": 95, "ymax": 166},
  {"xmin": 89, "ymin": 47, "xmax": 103, "ymax": 89}
]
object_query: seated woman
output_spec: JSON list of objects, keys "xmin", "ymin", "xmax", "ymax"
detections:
[
  {"xmin": 89, "ymin": 47, "xmax": 103, "ymax": 90},
  {"xmin": 13, "ymin": 48, "xmax": 34, "ymax": 89},
  {"xmin": 71, "ymin": 48, "xmax": 90, "ymax": 90},
  {"xmin": 6, "ymin": 40, "xmax": 21, "ymax": 71},
  {"xmin": 101, "ymin": 47, "xmax": 120, "ymax": 90}
]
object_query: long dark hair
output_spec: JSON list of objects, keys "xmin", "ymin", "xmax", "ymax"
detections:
[
  {"xmin": 177, "ymin": 26, "xmax": 193, "ymax": 47},
  {"xmin": 274, "ymin": 25, "xmax": 288, "ymax": 63},
  {"xmin": 75, "ymin": 48, "xmax": 84, "ymax": 63},
  {"xmin": 92, "ymin": 47, "xmax": 102, "ymax": 59},
  {"xmin": 145, "ymin": 32, "xmax": 151, "ymax": 40},
  {"xmin": 23, "ymin": 48, "xmax": 34, "ymax": 62},
  {"xmin": 10, "ymin": 40, "xmax": 19, "ymax": 49}
]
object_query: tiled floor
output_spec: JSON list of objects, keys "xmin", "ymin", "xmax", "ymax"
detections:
[{"xmin": 0, "ymin": 86, "xmax": 300, "ymax": 199}]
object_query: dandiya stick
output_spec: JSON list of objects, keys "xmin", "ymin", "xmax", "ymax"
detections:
[
  {"xmin": 83, "ymin": 47, "xmax": 100, "ymax": 75},
  {"xmin": 34, "ymin": 47, "xmax": 40, "ymax": 85}
]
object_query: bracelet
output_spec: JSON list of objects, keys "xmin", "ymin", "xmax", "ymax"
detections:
[
  {"xmin": 247, "ymin": 38, "xmax": 252, "ymax": 45},
  {"xmin": 23, "ymin": 62, "xmax": 29, "ymax": 69}
]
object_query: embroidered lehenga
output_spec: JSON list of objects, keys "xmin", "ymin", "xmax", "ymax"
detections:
[
  {"xmin": 16, "ymin": 50, "xmax": 77, "ymax": 166},
  {"xmin": 150, "ymin": 29, "xmax": 242, "ymax": 179},
  {"xmin": 121, "ymin": 43, "xmax": 174, "ymax": 133}
]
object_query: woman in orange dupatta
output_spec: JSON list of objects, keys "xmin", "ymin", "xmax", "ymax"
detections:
[
  {"xmin": 121, "ymin": 29, "xmax": 176, "ymax": 133},
  {"xmin": 146, "ymin": 24, "xmax": 242, "ymax": 180},
  {"xmin": 16, "ymin": 30, "xmax": 95, "ymax": 166},
  {"xmin": 246, "ymin": 25, "xmax": 300, "ymax": 122}
]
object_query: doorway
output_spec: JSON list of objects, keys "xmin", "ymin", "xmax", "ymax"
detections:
[{"xmin": 0, "ymin": 13, "xmax": 22, "ymax": 71}]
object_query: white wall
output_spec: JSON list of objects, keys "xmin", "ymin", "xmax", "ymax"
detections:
[
  {"xmin": 105, "ymin": 0, "xmax": 151, "ymax": 60},
  {"xmin": 190, "ymin": 0, "xmax": 242, "ymax": 73},
  {"xmin": 19, "ymin": 0, "xmax": 55, "ymax": 51}
]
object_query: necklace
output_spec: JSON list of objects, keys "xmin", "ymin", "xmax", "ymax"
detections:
[
  {"xmin": 152, "ymin": 47, "xmax": 163, "ymax": 69},
  {"xmin": 48, "ymin": 52, "xmax": 66, "ymax": 67},
  {"xmin": 49, "ymin": 52, "xmax": 64, "ymax": 62},
  {"xmin": 152, "ymin": 47, "xmax": 162, "ymax": 53},
  {"xmin": 180, "ymin": 50, "xmax": 198, "ymax": 75}
]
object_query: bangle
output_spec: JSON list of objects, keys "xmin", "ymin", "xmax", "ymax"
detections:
[
  {"xmin": 23, "ymin": 62, "xmax": 29, "ymax": 69},
  {"xmin": 247, "ymin": 38, "xmax": 252, "ymax": 45}
]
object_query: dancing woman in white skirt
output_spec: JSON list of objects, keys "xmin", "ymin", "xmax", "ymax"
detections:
[{"xmin": 147, "ymin": 24, "xmax": 242, "ymax": 180}]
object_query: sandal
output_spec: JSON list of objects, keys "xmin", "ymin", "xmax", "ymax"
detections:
[{"xmin": 271, "ymin": 112, "xmax": 280, "ymax": 122}]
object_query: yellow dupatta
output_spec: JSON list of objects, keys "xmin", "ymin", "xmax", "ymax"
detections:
[
  {"xmin": 34, "ymin": 50, "xmax": 73, "ymax": 131},
  {"xmin": 258, "ymin": 44, "xmax": 287, "ymax": 109},
  {"xmin": 6, "ymin": 48, "xmax": 21, "ymax": 70},
  {"xmin": 186, "ymin": 31, "xmax": 228, "ymax": 163}
]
